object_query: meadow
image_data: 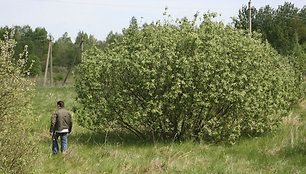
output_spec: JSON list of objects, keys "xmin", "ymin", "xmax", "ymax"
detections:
[{"xmin": 30, "ymin": 78, "xmax": 305, "ymax": 174}]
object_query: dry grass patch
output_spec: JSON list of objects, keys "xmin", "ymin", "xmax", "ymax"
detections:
[{"xmin": 299, "ymin": 99, "xmax": 306, "ymax": 109}]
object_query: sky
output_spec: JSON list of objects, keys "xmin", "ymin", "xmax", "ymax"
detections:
[{"xmin": 0, "ymin": 0, "xmax": 305, "ymax": 41}]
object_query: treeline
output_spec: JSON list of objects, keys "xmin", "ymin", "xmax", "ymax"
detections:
[
  {"xmin": 0, "ymin": 26, "xmax": 119, "ymax": 76},
  {"xmin": 234, "ymin": 2, "xmax": 306, "ymax": 73}
]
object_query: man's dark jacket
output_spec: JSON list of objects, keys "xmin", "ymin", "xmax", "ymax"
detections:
[{"xmin": 50, "ymin": 108, "xmax": 72, "ymax": 133}]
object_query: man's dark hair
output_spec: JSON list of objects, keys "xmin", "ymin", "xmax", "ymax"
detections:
[{"xmin": 57, "ymin": 101, "xmax": 64, "ymax": 108}]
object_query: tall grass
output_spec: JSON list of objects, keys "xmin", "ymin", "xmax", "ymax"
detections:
[
  {"xmin": 31, "ymin": 70, "xmax": 75, "ymax": 87},
  {"xmin": 30, "ymin": 84, "xmax": 305, "ymax": 173}
]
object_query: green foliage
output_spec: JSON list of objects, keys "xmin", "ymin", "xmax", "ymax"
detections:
[
  {"xmin": 0, "ymin": 26, "xmax": 107, "ymax": 73},
  {"xmin": 52, "ymin": 66, "xmax": 67, "ymax": 73},
  {"xmin": 54, "ymin": 73, "xmax": 65, "ymax": 82},
  {"xmin": 52, "ymin": 32, "xmax": 75, "ymax": 67},
  {"xmin": 233, "ymin": 2, "xmax": 306, "ymax": 74},
  {"xmin": 0, "ymin": 30, "xmax": 36, "ymax": 173},
  {"xmin": 0, "ymin": 25, "xmax": 49, "ymax": 66},
  {"xmin": 75, "ymin": 31, "xmax": 98, "ymax": 50},
  {"xmin": 95, "ymin": 31, "xmax": 122, "ymax": 50},
  {"xmin": 26, "ymin": 54, "xmax": 41, "ymax": 76},
  {"xmin": 75, "ymin": 13, "xmax": 302, "ymax": 143}
]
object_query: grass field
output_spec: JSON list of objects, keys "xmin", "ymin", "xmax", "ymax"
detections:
[{"xmin": 30, "ymin": 81, "xmax": 305, "ymax": 173}]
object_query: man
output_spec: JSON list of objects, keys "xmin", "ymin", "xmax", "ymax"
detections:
[{"xmin": 50, "ymin": 101, "xmax": 72, "ymax": 154}]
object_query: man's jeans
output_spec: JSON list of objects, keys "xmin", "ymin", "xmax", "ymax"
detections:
[{"xmin": 52, "ymin": 132, "xmax": 68, "ymax": 154}]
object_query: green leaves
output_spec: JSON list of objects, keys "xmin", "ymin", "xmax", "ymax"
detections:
[
  {"xmin": 234, "ymin": 2, "xmax": 306, "ymax": 74},
  {"xmin": 75, "ymin": 13, "xmax": 303, "ymax": 143},
  {"xmin": 0, "ymin": 29, "xmax": 35, "ymax": 173}
]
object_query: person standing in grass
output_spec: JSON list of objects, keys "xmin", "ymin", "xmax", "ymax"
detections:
[{"xmin": 50, "ymin": 101, "xmax": 72, "ymax": 154}]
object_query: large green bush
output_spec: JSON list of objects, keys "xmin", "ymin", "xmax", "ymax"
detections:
[
  {"xmin": 0, "ymin": 30, "xmax": 36, "ymax": 173},
  {"xmin": 75, "ymin": 14, "xmax": 302, "ymax": 143}
]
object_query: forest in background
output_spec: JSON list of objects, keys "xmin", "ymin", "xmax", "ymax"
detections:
[
  {"xmin": 0, "ymin": 26, "xmax": 119, "ymax": 76},
  {"xmin": 0, "ymin": 2, "xmax": 305, "ymax": 77}
]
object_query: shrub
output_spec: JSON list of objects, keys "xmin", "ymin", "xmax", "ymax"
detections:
[
  {"xmin": 0, "ymin": 30, "xmax": 36, "ymax": 173},
  {"xmin": 52, "ymin": 66, "xmax": 67, "ymax": 73},
  {"xmin": 75, "ymin": 13, "xmax": 303, "ymax": 143},
  {"xmin": 54, "ymin": 73, "xmax": 65, "ymax": 82},
  {"xmin": 26, "ymin": 54, "xmax": 41, "ymax": 76}
]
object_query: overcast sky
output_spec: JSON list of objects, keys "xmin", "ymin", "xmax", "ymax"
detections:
[{"xmin": 0, "ymin": 0, "xmax": 305, "ymax": 41}]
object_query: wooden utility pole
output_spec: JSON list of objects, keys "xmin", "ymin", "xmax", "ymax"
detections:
[
  {"xmin": 248, "ymin": 0, "xmax": 252, "ymax": 33},
  {"xmin": 44, "ymin": 35, "xmax": 52, "ymax": 87},
  {"xmin": 81, "ymin": 36, "xmax": 84, "ymax": 63},
  {"xmin": 50, "ymin": 36, "xmax": 53, "ymax": 86},
  {"xmin": 62, "ymin": 40, "xmax": 84, "ymax": 86},
  {"xmin": 43, "ymin": 34, "xmax": 53, "ymax": 87}
]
